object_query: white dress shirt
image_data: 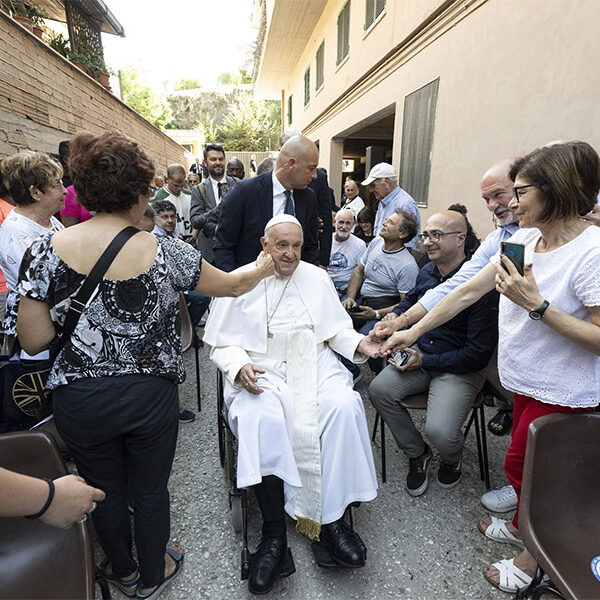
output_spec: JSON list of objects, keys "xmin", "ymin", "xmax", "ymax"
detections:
[{"xmin": 272, "ymin": 170, "xmax": 294, "ymax": 216}]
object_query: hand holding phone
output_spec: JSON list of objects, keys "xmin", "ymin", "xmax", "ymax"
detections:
[
  {"xmin": 391, "ymin": 349, "xmax": 409, "ymax": 366},
  {"xmin": 500, "ymin": 241, "xmax": 525, "ymax": 276}
]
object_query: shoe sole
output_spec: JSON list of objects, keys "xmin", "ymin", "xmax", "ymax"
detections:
[
  {"xmin": 480, "ymin": 499, "xmax": 518, "ymax": 513},
  {"xmin": 248, "ymin": 548, "xmax": 295, "ymax": 595},
  {"xmin": 136, "ymin": 547, "xmax": 183, "ymax": 599}
]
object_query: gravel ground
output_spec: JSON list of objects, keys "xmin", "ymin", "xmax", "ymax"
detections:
[{"xmin": 94, "ymin": 342, "xmax": 542, "ymax": 600}]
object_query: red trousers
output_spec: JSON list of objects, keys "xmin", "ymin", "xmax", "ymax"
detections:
[{"xmin": 505, "ymin": 393, "xmax": 594, "ymax": 529}]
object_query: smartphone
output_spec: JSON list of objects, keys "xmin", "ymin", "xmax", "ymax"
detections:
[
  {"xmin": 500, "ymin": 241, "xmax": 525, "ymax": 276},
  {"xmin": 348, "ymin": 306, "xmax": 362, "ymax": 313},
  {"xmin": 391, "ymin": 349, "xmax": 409, "ymax": 366}
]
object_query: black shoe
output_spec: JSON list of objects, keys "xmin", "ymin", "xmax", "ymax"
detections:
[
  {"xmin": 319, "ymin": 519, "xmax": 365, "ymax": 568},
  {"xmin": 406, "ymin": 443, "xmax": 432, "ymax": 497},
  {"xmin": 179, "ymin": 409, "xmax": 195, "ymax": 423},
  {"xmin": 248, "ymin": 536, "xmax": 295, "ymax": 595},
  {"xmin": 437, "ymin": 459, "xmax": 462, "ymax": 489}
]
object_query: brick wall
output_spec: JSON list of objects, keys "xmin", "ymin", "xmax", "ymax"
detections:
[{"xmin": 0, "ymin": 11, "xmax": 187, "ymax": 174}]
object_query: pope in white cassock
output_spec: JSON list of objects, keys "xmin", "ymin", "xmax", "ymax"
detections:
[{"xmin": 204, "ymin": 214, "xmax": 380, "ymax": 595}]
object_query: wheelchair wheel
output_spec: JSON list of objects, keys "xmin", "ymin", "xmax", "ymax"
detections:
[
  {"xmin": 217, "ymin": 371, "xmax": 226, "ymax": 469},
  {"xmin": 230, "ymin": 491, "xmax": 243, "ymax": 532},
  {"xmin": 225, "ymin": 430, "xmax": 236, "ymax": 482}
]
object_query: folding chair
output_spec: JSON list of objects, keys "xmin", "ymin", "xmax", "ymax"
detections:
[
  {"xmin": 372, "ymin": 390, "xmax": 490, "ymax": 488},
  {"xmin": 0, "ymin": 430, "xmax": 110, "ymax": 599},
  {"xmin": 517, "ymin": 413, "xmax": 600, "ymax": 600}
]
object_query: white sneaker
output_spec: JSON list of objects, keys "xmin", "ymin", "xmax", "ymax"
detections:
[{"xmin": 481, "ymin": 485, "xmax": 518, "ymax": 512}]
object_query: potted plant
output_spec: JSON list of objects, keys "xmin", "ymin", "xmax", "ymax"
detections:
[
  {"xmin": 88, "ymin": 56, "xmax": 113, "ymax": 89},
  {"xmin": 46, "ymin": 31, "xmax": 70, "ymax": 58},
  {"xmin": 26, "ymin": 3, "xmax": 48, "ymax": 39},
  {"xmin": 2, "ymin": 0, "xmax": 33, "ymax": 32},
  {"xmin": 68, "ymin": 51, "xmax": 91, "ymax": 74}
]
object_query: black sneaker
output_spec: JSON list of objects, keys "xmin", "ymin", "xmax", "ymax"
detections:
[
  {"xmin": 437, "ymin": 459, "xmax": 462, "ymax": 489},
  {"xmin": 406, "ymin": 444, "xmax": 432, "ymax": 497},
  {"xmin": 179, "ymin": 408, "xmax": 195, "ymax": 423}
]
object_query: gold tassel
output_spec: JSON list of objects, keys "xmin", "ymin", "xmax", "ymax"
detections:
[{"xmin": 296, "ymin": 515, "xmax": 322, "ymax": 540}]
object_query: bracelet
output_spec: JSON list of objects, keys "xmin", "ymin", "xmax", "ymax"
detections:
[{"xmin": 25, "ymin": 478, "xmax": 55, "ymax": 520}]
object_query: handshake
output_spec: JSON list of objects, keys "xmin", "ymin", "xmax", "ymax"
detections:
[{"xmin": 366, "ymin": 312, "xmax": 419, "ymax": 359}]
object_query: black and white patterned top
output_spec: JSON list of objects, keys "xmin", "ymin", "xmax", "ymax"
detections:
[{"xmin": 17, "ymin": 233, "xmax": 202, "ymax": 389}]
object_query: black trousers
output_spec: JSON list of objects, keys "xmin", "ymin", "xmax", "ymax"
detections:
[{"xmin": 53, "ymin": 374, "xmax": 179, "ymax": 587}]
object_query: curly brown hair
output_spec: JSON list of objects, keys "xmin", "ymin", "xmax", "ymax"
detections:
[
  {"xmin": 0, "ymin": 151, "xmax": 62, "ymax": 206},
  {"xmin": 69, "ymin": 131, "xmax": 155, "ymax": 213}
]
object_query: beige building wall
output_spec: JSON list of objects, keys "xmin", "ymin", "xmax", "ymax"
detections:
[
  {"xmin": 0, "ymin": 12, "xmax": 187, "ymax": 175},
  {"xmin": 261, "ymin": 0, "xmax": 600, "ymax": 237}
]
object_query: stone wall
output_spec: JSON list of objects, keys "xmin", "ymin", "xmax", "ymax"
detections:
[{"xmin": 0, "ymin": 11, "xmax": 187, "ymax": 173}]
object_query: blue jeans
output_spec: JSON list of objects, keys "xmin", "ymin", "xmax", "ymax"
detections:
[{"xmin": 184, "ymin": 291, "xmax": 210, "ymax": 326}]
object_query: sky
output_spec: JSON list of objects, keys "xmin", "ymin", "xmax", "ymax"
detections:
[{"xmin": 102, "ymin": 0, "xmax": 256, "ymax": 94}]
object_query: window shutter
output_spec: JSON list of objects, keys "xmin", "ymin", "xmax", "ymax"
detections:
[
  {"xmin": 304, "ymin": 68, "xmax": 310, "ymax": 106},
  {"xmin": 399, "ymin": 78, "xmax": 440, "ymax": 207},
  {"xmin": 316, "ymin": 42, "xmax": 324, "ymax": 90}
]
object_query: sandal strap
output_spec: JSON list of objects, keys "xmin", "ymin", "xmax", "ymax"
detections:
[{"xmin": 494, "ymin": 559, "xmax": 532, "ymax": 589}]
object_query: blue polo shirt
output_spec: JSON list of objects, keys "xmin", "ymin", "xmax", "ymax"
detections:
[{"xmin": 393, "ymin": 256, "xmax": 499, "ymax": 374}]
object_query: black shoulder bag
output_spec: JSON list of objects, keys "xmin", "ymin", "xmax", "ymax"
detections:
[{"xmin": 0, "ymin": 226, "xmax": 139, "ymax": 432}]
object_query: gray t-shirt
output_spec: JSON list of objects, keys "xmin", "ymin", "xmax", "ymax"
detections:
[
  {"xmin": 328, "ymin": 233, "xmax": 366, "ymax": 288},
  {"xmin": 360, "ymin": 236, "xmax": 418, "ymax": 298}
]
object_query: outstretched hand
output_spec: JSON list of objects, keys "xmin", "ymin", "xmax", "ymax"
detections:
[
  {"xmin": 379, "ymin": 329, "xmax": 418, "ymax": 356},
  {"xmin": 357, "ymin": 336, "xmax": 382, "ymax": 358},
  {"xmin": 370, "ymin": 316, "xmax": 399, "ymax": 341},
  {"xmin": 256, "ymin": 251, "xmax": 275, "ymax": 279}
]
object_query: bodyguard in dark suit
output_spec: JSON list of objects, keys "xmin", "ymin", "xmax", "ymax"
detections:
[
  {"xmin": 308, "ymin": 168, "xmax": 334, "ymax": 267},
  {"xmin": 214, "ymin": 136, "xmax": 320, "ymax": 272}
]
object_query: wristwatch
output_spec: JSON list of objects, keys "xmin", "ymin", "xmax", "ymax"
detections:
[
  {"xmin": 529, "ymin": 300, "xmax": 549, "ymax": 320},
  {"xmin": 374, "ymin": 310, "xmax": 381, "ymax": 320}
]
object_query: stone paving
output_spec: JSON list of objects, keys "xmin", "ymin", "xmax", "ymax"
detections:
[{"xmin": 96, "ymin": 342, "xmax": 542, "ymax": 600}]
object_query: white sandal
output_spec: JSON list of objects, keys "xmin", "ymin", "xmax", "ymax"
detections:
[
  {"xmin": 480, "ymin": 516, "xmax": 524, "ymax": 549},
  {"xmin": 484, "ymin": 558, "xmax": 548, "ymax": 593}
]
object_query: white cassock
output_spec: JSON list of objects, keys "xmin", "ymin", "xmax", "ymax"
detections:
[{"xmin": 204, "ymin": 261, "xmax": 378, "ymax": 534}]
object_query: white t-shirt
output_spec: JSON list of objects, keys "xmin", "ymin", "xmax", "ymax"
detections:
[
  {"xmin": 161, "ymin": 189, "xmax": 192, "ymax": 236},
  {"xmin": 493, "ymin": 226, "xmax": 600, "ymax": 408},
  {"xmin": 327, "ymin": 233, "xmax": 366, "ymax": 289}
]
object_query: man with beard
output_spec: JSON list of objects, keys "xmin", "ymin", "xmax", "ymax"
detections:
[
  {"xmin": 327, "ymin": 209, "xmax": 366, "ymax": 296},
  {"xmin": 190, "ymin": 143, "xmax": 238, "ymax": 264}
]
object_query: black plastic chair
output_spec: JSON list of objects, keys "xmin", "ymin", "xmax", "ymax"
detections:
[
  {"xmin": 517, "ymin": 412, "xmax": 600, "ymax": 600},
  {"xmin": 372, "ymin": 390, "xmax": 490, "ymax": 488},
  {"xmin": 0, "ymin": 430, "xmax": 110, "ymax": 599}
]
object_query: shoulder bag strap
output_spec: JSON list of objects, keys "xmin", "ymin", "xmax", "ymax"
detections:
[{"xmin": 58, "ymin": 226, "xmax": 140, "ymax": 350}]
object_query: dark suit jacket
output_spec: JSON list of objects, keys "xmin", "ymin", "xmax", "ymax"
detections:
[
  {"xmin": 308, "ymin": 168, "xmax": 333, "ymax": 267},
  {"xmin": 190, "ymin": 176, "xmax": 237, "ymax": 263},
  {"xmin": 214, "ymin": 170, "xmax": 319, "ymax": 272}
]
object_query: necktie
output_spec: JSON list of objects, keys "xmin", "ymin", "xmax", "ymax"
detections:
[
  {"xmin": 284, "ymin": 190, "xmax": 295, "ymax": 215},
  {"xmin": 217, "ymin": 182, "xmax": 223, "ymax": 200}
]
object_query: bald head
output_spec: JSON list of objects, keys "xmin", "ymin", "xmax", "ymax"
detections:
[
  {"xmin": 275, "ymin": 135, "xmax": 319, "ymax": 190},
  {"xmin": 421, "ymin": 212, "xmax": 468, "ymax": 272},
  {"xmin": 436, "ymin": 210, "xmax": 467, "ymax": 233},
  {"xmin": 480, "ymin": 157, "xmax": 519, "ymax": 226}
]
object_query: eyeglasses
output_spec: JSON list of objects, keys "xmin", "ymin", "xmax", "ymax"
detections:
[
  {"xmin": 418, "ymin": 230, "xmax": 461, "ymax": 242},
  {"xmin": 512, "ymin": 184, "xmax": 538, "ymax": 203}
]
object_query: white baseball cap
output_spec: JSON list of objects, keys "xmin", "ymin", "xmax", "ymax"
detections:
[{"xmin": 362, "ymin": 162, "xmax": 397, "ymax": 186}]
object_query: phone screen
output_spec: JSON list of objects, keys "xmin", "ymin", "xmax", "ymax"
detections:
[{"xmin": 500, "ymin": 241, "xmax": 525, "ymax": 276}]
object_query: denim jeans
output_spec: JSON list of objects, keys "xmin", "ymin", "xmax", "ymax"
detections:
[{"xmin": 184, "ymin": 291, "xmax": 210, "ymax": 326}]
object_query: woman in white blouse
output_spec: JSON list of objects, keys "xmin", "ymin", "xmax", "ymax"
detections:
[
  {"xmin": 380, "ymin": 141, "xmax": 600, "ymax": 594},
  {"xmin": 341, "ymin": 179, "xmax": 365, "ymax": 217}
]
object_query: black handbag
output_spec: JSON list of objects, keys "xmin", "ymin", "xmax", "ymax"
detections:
[{"xmin": 0, "ymin": 227, "xmax": 139, "ymax": 432}]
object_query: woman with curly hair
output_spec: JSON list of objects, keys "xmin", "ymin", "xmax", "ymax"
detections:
[{"xmin": 16, "ymin": 131, "xmax": 273, "ymax": 599}]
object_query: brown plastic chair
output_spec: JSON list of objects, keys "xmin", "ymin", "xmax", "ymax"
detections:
[
  {"xmin": 372, "ymin": 390, "xmax": 490, "ymax": 488},
  {"xmin": 0, "ymin": 430, "xmax": 109, "ymax": 599},
  {"xmin": 178, "ymin": 292, "xmax": 201, "ymax": 411},
  {"xmin": 517, "ymin": 412, "xmax": 600, "ymax": 600}
]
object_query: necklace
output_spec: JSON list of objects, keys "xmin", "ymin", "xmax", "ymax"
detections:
[{"xmin": 265, "ymin": 276, "xmax": 293, "ymax": 337}]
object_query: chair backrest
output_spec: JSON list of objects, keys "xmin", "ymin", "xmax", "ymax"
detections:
[
  {"xmin": 0, "ymin": 431, "xmax": 95, "ymax": 599},
  {"xmin": 179, "ymin": 292, "xmax": 194, "ymax": 353},
  {"xmin": 519, "ymin": 413, "xmax": 600, "ymax": 600}
]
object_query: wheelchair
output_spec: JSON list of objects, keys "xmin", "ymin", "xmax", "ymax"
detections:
[{"xmin": 216, "ymin": 369, "xmax": 365, "ymax": 579}]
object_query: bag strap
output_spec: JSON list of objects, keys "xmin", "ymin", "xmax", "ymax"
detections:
[{"xmin": 58, "ymin": 226, "xmax": 140, "ymax": 350}]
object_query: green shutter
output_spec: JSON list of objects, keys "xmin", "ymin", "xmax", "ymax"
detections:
[
  {"xmin": 337, "ymin": 1, "xmax": 350, "ymax": 65},
  {"xmin": 316, "ymin": 41, "xmax": 324, "ymax": 90},
  {"xmin": 304, "ymin": 68, "xmax": 310, "ymax": 106}
]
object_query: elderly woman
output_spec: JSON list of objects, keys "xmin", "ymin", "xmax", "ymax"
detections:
[
  {"xmin": 16, "ymin": 131, "xmax": 273, "ymax": 599},
  {"xmin": 380, "ymin": 141, "xmax": 600, "ymax": 593},
  {"xmin": 341, "ymin": 179, "xmax": 365, "ymax": 217},
  {"xmin": 0, "ymin": 151, "xmax": 66, "ymax": 356}
]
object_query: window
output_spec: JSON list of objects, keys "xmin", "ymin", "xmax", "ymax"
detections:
[
  {"xmin": 337, "ymin": 1, "xmax": 350, "ymax": 66},
  {"xmin": 365, "ymin": 0, "xmax": 386, "ymax": 31},
  {"xmin": 316, "ymin": 41, "xmax": 325, "ymax": 91},
  {"xmin": 287, "ymin": 95, "xmax": 293, "ymax": 126},
  {"xmin": 304, "ymin": 67, "xmax": 310, "ymax": 106},
  {"xmin": 399, "ymin": 78, "xmax": 440, "ymax": 207}
]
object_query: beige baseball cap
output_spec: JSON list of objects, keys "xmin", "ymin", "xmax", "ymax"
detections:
[{"xmin": 362, "ymin": 162, "xmax": 397, "ymax": 186}]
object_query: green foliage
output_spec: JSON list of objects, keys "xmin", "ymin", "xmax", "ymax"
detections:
[
  {"xmin": 46, "ymin": 31, "xmax": 70, "ymax": 57},
  {"xmin": 174, "ymin": 78, "xmax": 201, "ymax": 91},
  {"xmin": 1, "ymin": 0, "xmax": 27, "ymax": 17},
  {"xmin": 25, "ymin": 2, "xmax": 47, "ymax": 25},
  {"xmin": 217, "ymin": 68, "xmax": 252, "ymax": 86},
  {"xmin": 120, "ymin": 66, "xmax": 174, "ymax": 130}
]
